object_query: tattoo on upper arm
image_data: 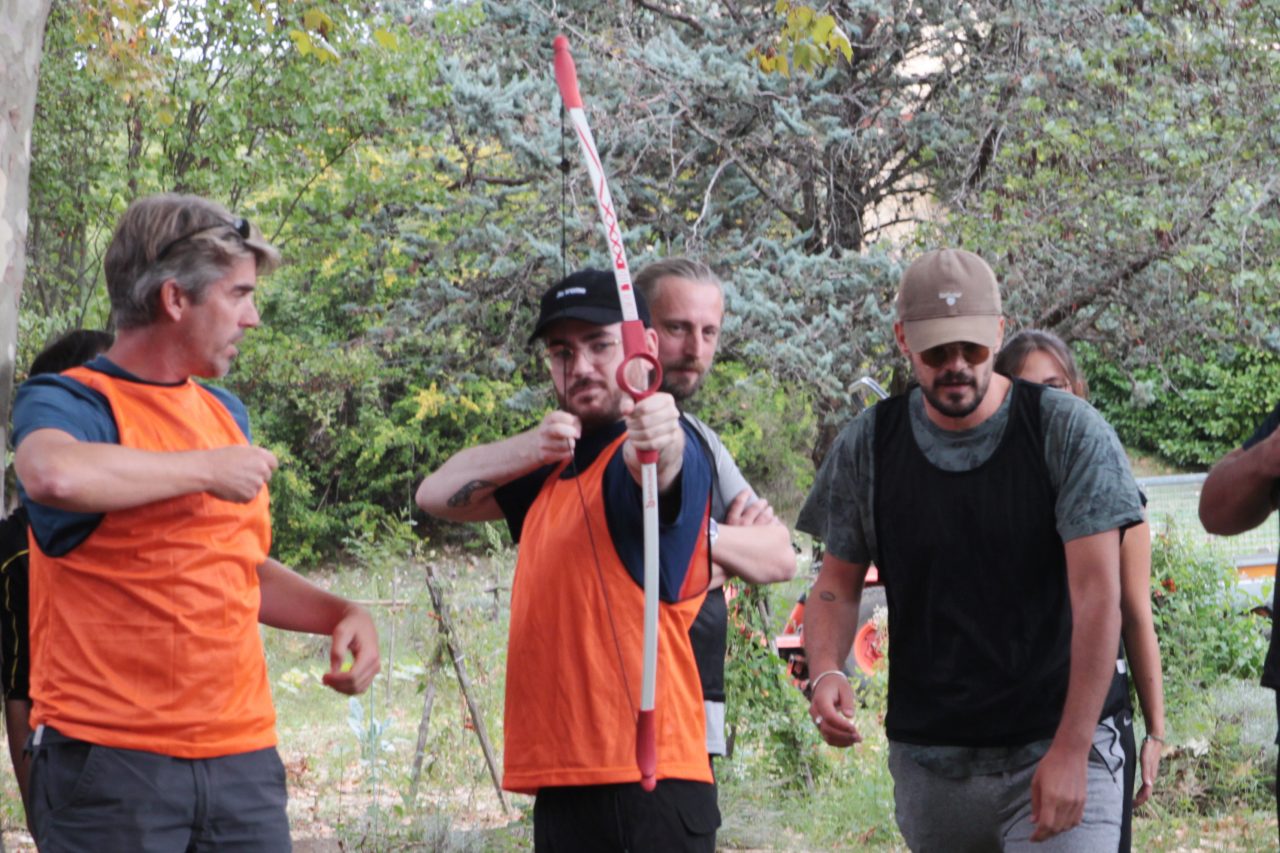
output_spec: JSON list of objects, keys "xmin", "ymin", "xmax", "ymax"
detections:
[
  {"xmin": 447, "ymin": 479, "xmax": 496, "ymax": 508},
  {"xmin": 819, "ymin": 591, "xmax": 836, "ymax": 601}
]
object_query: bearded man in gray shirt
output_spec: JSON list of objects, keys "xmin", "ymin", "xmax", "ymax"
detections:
[{"xmin": 798, "ymin": 249, "xmax": 1142, "ymax": 851}]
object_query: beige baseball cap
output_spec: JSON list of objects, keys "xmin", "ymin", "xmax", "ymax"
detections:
[{"xmin": 896, "ymin": 248, "xmax": 1002, "ymax": 352}]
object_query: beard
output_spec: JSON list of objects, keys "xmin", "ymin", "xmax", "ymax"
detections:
[
  {"xmin": 660, "ymin": 358, "xmax": 705, "ymax": 402},
  {"xmin": 919, "ymin": 365, "xmax": 991, "ymax": 420},
  {"xmin": 556, "ymin": 377, "xmax": 625, "ymax": 430}
]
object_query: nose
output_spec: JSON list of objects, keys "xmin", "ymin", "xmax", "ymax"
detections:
[
  {"xmin": 684, "ymin": 334, "xmax": 707, "ymax": 362},
  {"xmin": 243, "ymin": 298, "xmax": 261, "ymax": 328}
]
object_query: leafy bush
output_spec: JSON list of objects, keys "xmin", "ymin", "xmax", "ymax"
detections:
[
  {"xmin": 1149, "ymin": 524, "xmax": 1270, "ymax": 711},
  {"xmin": 721, "ymin": 580, "xmax": 839, "ymax": 790},
  {"xmin": 1082, "ymin": 345, "xmax": 1280, "ymax": 469},
  {"xmin": 684, "ymin": 361, "xmax": 818, "ymax": 520}
]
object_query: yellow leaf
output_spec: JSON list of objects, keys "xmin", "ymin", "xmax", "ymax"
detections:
[
  {"xmin": 157, "ymin": 108, "xmax": 175, "ymax": 126},
  {"xmin": 302, "ymin": 9, "xmax": 334, "ymax": 36},
  {"xmin": 373, "ymin": 28, "xmax": 399, "ymax": 50},
  {"xmin": 830, "ymin": 27, "xmax": 853, "ymax": 63},
  {"xmin": 289, "ymin": 29, "xmax": 314, "ymax": 57},
  {"xmin": 812, "ymin": 14, "xmax": 835, "ymax": 43}
]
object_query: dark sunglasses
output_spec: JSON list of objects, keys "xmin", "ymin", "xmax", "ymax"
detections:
[
  {"xmin": 918, "ymin": 342, "xmax": 991, "ymax": 368},
  {"xmin": 155, "ymin": 217, "xmax": 251, "ymax": 261}
]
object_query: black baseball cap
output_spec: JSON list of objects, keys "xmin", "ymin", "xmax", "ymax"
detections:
[{"xmin": 529, "ymin": 268, "xmax": 651, "ymax": 342}]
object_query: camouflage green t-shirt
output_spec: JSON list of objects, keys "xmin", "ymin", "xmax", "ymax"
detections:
[{"xmin": 797, "ymin": 384, "xmax": 1143, "ymax": 565}]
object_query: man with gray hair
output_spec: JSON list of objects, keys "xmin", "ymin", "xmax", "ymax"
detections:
[
  {"xmin": 798, "ymin": 248, "xmax": 1141, "ymax": 850},
  {"xmin": 633, "ymin": 258, "xmax": 796, "ymax": 763},
  {"xmin": 14, "ymin": 193, "xmax": 381, "ymax": 851}
]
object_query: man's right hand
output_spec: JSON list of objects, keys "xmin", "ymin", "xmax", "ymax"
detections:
[
  {"xmin": 532, "ymin": 410, "xmax": 581, "ymax": 465},
  {"xmin": 206, "ymin": 446, "xmax": 278, "ymax": 503},
  {"xmin": 809, "ymin": 670, "xmax": 862, "ymax": 748}
]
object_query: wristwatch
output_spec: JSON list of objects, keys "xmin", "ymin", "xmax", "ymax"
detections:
[{"xmin": 708, "ymin": 517, "xmax": 719, "ymax": 547}]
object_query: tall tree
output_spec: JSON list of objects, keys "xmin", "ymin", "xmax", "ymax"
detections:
[{"xmin": 0, "ymin": 0, "xmax": 54, "ymax": 515}]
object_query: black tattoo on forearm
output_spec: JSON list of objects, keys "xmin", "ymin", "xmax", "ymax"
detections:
[
  {"xmin": 447, "ymin": 479, "xmax": 496, "ymax": 508},
  {"xmin": 818, "ymin": 591, "xmax": 836, "ymax": 601}
]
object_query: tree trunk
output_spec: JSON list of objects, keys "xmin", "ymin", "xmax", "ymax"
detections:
[{"xmin": 0, "ymin": 0, "xmax": 54, "ymax": 516}]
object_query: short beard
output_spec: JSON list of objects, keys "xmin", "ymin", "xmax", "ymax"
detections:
[
  {"xmin": 920, "ymin": 367, "xmax": 990, "ymax": 420},
  {"xmin": 556, "ymin": 380, "xmax": 625, "ymax": 430},
  {"xmin": 660, "ymin": 359, "xmax": 704, "ymax": 402}
]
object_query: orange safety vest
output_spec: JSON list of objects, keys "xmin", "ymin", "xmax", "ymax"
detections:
[
  {"xmin": 502, "ymin": 433, "xmax": 712, "ymax": 794},
  {"xmin": 27, "ymin": 366, "xmax": 276, "ymax": 758}
]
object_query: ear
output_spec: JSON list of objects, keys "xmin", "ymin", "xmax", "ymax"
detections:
[
  {"xmin": 893, "ymin": 321, "xmax": 911, "ymax": 357},
  {"xmin": 993, "ymin": 316, "xmax": 1006, "ymax": 351},
  {"xmin": 157, "ymin": 279, "xmax": 190, "ymax": 323},
  {"xmin": 644, "ymin": 327, "xmax": 659, "ymax": 356}
]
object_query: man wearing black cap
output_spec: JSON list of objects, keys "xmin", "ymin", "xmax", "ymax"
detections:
[
  {"xmin": 416, "ymin": 269, "xmax": 720, "ymax": 851},
  {"xmin": 797, "ymin": 249, "xmax": 1143, "ymax": 850}
]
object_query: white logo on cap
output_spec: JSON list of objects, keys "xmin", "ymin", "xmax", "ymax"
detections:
[
  {"xmin": 939, "ymin": 291, "xmax": 962, "ymax": 306},
  {"xmin": 557, "ymin": 287, "xmax": 587, "ymax": 299}
]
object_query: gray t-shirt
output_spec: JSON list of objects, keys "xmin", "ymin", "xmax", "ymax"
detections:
[
  {"xmin": 683, "ymin": 411, "xmax": 756, "ymax": 756},
  {"xmin": 797, "ymin": 385, "xmax": 1143, "ymax": 563},
  {"xmin": 796, "ymin": 383, "xmax": 1143, "ymax": 776},
  {"xmin": 684, "ymin": 412, "xmax": 754, "ymax": 521}
]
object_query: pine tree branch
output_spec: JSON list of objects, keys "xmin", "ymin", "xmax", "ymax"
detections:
[{"xmin": 631, "ymin": 0, "xmax": 705, "ymax": 35}]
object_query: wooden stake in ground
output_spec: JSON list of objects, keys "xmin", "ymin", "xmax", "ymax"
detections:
[{"xmin": 423, "ymin": 563, "xmax": 508, "ymax": 813}]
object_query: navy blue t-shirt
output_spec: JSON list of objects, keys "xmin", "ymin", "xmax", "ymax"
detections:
[
  {"xmin": 12, "ymin": 356, "xmax": 252, "ymax": 558},
  {"xmin": 494, "ymin": 418, "xmax": 711, "ymax": 603}
]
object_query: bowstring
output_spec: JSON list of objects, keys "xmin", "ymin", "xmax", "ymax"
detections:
[{"xmin": 557, "ymin": 143, "xmax": 638, "ymax": 723}]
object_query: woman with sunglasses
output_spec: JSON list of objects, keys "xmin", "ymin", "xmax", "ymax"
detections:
[{"xmin": 995, "ymin": 330, "xmax": 1165, "ymax": 853}]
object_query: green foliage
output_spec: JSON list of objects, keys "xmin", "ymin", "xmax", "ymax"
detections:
[
  {"xmin": 1082, "ymin": 344, "xmax": 1280, "ymax": 468},
  {"xmin": 751, "ymin": 2, "xmax": 853, "ymax": 76},
  {"xmin": 685, "ymin": 360, "xmax": 817, "ymax": 516},
  {"xmin": 23, "ymin": 0, "xmax": 1280, "ymax": 569},
  {"xmin": 928, "ymin": 0, "xmax": 1280, "ymax": 380},
  {"xmin": 1149, "ymin": 525, "xmax": 1269, "ymax": 712},
  {"xmin": 723, "ymin": 581, "xmax": 832, "ymax": 788},
  {"xmin": 1154, "ymin": 680, "xmax": 1275, "ymax": 819}
]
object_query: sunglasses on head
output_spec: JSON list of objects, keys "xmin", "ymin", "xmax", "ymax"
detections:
[
  {"xmin": 155, "ymin": 217, "xmax": 251, "ymax": 261},
  {"xmin": 918, "ymin": 342, "xmax": 991, "ymax": 369}
]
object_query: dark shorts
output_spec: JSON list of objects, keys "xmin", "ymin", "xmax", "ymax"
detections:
[
  {"xmin": 533, "ymin": 779, "xmax": 720, "ymax": 853},
  {"xmin": 0, "ymin": 551, "xmax": 29, "ymax": 700},
  {"xmin": 29, "ymin": 726, "xmax": 291, "ymax": 853}
]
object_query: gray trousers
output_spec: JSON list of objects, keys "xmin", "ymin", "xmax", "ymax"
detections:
[
  {"xmin": 29, "ymin": 725, "xmax": 291, "ymax": 853},
  {"xmin": 888, "ymin": 721, "xmax": 1124, "ymax": 853}
]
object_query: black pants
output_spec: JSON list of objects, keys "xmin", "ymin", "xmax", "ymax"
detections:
[
  {"xmin": 28, "ymin": 726, "xmax": 290, "ymax": 853},
  {"xmin": 533, "ymin": 780, "xmax": 719, "ymax": 853}
]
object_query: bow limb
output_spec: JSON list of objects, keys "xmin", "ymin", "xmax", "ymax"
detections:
[{"xmin": 554, "ymin": 35, "xmax": 663, "ymax": 792}]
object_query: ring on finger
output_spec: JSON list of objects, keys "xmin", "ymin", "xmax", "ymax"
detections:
[{"xmin": 813, "ymin": 716, "xmax": 823, "ymax": 726}]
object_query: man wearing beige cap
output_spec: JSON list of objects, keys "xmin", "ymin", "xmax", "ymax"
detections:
[{"xmin": 797, "ymin": 248, "xmax": 1142, "ymax": 850}]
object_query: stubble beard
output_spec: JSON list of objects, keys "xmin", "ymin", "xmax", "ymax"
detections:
[
  {"xmin": 557, "ymin": 379, "xmax": 625, "ymax": 431},
  {"xmin": 920, "ymin": 367, "xmax": 991, "ymax": 420},
  {"xmin": 660, "ymin": 359, "xmax": 704, "ymax": 402}
]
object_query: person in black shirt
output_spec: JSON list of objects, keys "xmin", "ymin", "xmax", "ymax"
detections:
[
  {"xmin": 1199, "ymin": 401, "xmax": 1280, "ymax": 848},
  {"xmin": 1, "ymin": 328, "xmax": 113, "ymax": 823}
]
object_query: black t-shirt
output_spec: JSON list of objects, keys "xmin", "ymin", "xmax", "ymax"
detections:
[{"xmin": 1242, "ymin": 401, "xmax": 1280, "ymax": 690}]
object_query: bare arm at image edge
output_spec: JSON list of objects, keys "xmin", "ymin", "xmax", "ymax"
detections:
[{"xmin": 1199, "ymin": 431, "xmax": 1280, "ymax": 535}]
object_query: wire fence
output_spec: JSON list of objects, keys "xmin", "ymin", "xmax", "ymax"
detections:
[{"xmin": 1140, "ymin": 474, "xmax": 1278, "ymax": 567}]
